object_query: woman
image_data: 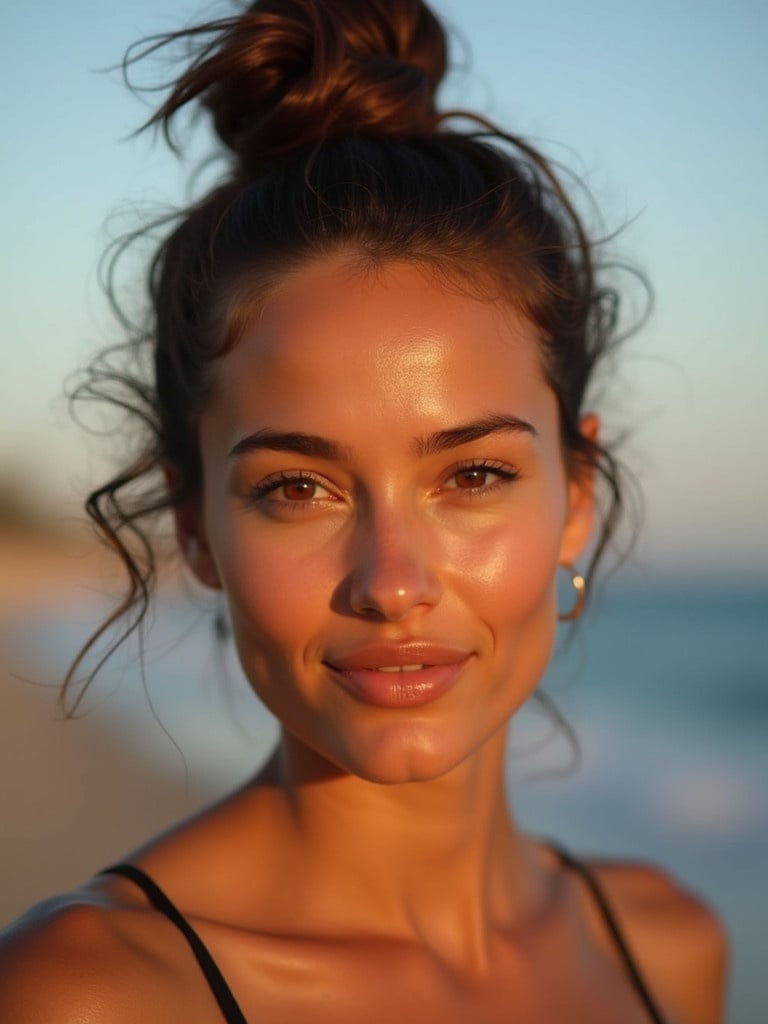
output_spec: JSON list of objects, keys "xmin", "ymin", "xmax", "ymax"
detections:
[{"xmin": 0, "ymin": 0, "xmax": 726, "ymax": 1020}]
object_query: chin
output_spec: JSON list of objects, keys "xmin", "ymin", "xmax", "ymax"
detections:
[{"xmin": 321, "ymin": 719, "xmax": 502, "ymax": 787}]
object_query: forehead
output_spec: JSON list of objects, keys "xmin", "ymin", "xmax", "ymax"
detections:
[{"xmin": 205, "ymin": 257, "xmax": 557, "ymax": 443}]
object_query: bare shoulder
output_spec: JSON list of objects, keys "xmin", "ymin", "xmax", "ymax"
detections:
[
  {"xmin": 0, "ymin": 881, "xmax": 199, "ymax": 1023},
  {"xmin": 590, "ymin": 858, "xmax": 729, "ymax": 1024}
]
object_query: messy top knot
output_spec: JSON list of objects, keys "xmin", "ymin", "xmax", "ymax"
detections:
[{"xmin": 147, "ymin": 0, "xmax": 447, "ymax": 170}]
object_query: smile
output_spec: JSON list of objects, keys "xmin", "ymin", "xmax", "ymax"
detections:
[{"xmin": 324, "ymin": 643, "xmax": 471, "ymax": 709}]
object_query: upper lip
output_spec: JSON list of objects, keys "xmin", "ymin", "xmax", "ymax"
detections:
[{"xmin": 325, "ymin": 643, "xmax": 471, "ymax": 671}]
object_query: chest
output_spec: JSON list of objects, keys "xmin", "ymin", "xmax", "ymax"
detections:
[{"xmin": 185, "ymin": 931, "xmax": 667, "ymax": 1024}]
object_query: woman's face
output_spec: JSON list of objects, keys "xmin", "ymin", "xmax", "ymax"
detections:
[{"xmin": 181, "ymin": 256, "xmax": 594, "ymax": 783}]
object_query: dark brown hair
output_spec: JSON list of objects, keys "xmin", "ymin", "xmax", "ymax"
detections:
[{"xmin": 66, "ymin": 0, "xmax": 641, "ymax": 708}]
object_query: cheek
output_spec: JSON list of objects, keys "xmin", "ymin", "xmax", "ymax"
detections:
[
  {"xmin": 210, "ymin": 513, "xmax": 338, "ymax": 659},
  {"xmin": 211, "ymin": 529, "xmax": 335, "ymax": 724},
  {"xmin": 442, "ymin": 485, "xmax": 566, "ymax": 708},
  {"xmin": 446, "ymin": 492, "xmax": 565, "ymax": 622}
]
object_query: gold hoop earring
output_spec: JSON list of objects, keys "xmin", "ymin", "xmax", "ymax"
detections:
[{"xmin": 558, "ymin": 564, "xmax": 586, "ymax": 622}]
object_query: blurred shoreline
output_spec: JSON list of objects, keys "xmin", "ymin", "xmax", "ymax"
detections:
[
  {"xmin": 0, "ymin": 518, "xmax": 217, "ymax": 920},
  {"xmin": 0, "ymin": 527, "xmax": 109, "ymax": 611}
]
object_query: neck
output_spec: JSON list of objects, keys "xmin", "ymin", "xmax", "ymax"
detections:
[{"xmin": 247, "ymin": 727, "xmax": 543, "ymax": 970}]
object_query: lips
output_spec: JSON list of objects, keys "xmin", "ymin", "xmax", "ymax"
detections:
[
  {"xmin": 327, "ymin": 643, "xmax": 470, "ymax": 672},
  {"xmin": 325, "ymin": 643, "xmax": 471, "ymax": 708}
]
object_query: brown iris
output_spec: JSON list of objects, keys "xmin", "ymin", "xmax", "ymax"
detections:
[
  {"xmin": 283, "ymin": 478, "xmax": 317, "ymax": 501},
  {"xmin": 453, "ymin": 468, "xmax": 488, "ymax": 489}
]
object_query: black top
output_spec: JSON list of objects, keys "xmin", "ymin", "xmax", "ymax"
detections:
[{"xmin": 100, "ymin": 845, "xmax": 668, "ymax": 1023}]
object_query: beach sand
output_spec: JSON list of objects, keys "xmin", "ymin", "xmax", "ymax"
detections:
[
  {"xmin": 0, "ymin": 666, "xmax": 218, "ymax": 926},
  {"xmin": 0, "ymin": 529, "xmax": 214, "ymax": 926}
]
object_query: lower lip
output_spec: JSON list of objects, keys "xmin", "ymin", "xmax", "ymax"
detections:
[{"xmin": 326, "ymin": 661, "xmax": 468, "ymax": 709}]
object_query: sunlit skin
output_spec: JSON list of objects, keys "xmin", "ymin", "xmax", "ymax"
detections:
[
  {"xmin": 186, "ymin": 256, "xmax": 595, "ymax": 789},
  {"xmin": 0, "ymin": 256, "xmax": 727, "ymax": 1024},
  {"xmin": 159, "ymin": 253, "xmax": 600, "ymax": 973}
]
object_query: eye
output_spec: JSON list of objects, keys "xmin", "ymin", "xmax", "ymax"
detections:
[
  {"xmin": 452, "ymin": 467, "xmax": 493, "ymax": 489},
  {"xmin": 442, "ymin": 461, "xmax": 519, "ymax": 493},
  {"xmin": 246, "ymin": 472, "xmax": 339, "ymax": 509},
  {"xmin": 280, "ymin": 477, "xmax": 323, "ymax": 502}
]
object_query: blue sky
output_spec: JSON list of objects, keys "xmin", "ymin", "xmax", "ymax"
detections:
[{"xmin": 2, "ymin": 0, "xmax": 766, "ymax": 580}]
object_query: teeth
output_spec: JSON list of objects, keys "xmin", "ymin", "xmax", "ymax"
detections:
[{"xmin": 375, "ymin": 665, "xmax": 425, "ymax": 673}]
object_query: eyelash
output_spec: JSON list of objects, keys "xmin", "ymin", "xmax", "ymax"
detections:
[
  {"xmin": 440, "ymin": 460, "xmax": 520, "ymax": 496},
  {"xmin": 245, "ymin": 460, "xmax": 520, "ymax": 512},
  {"xmin": 245, "ymin": 472, "xmax": 336, "ymax": 509}
]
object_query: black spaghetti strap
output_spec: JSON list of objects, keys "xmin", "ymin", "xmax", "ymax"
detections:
[
  {"xmin": 99, "ymin": 864, "xmax": 248, "ymax": 1024},
  {"xmin": 101, "ymin": 850, "xmax": 666, "ymax": 1024},
  {"xmin": 548, "ymin": 842, "xmax": 668, "ymax": 1024}
]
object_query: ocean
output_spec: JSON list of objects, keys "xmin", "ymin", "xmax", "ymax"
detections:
[{"xmin": 4, "ymin": 580, "xmax": 767, "ymax": 1021}]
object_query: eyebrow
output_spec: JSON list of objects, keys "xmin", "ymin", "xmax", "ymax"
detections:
[
  {"xmin": 229, "ymin": 430, "xmax": 352, "ymax": 461},
  {"xmin": 413, "ymin": 413, "xmax": 538, "ymax": 457},
  {"xmin": 228, "ymin": 413, "xmax": 537, "ymax": 461}
]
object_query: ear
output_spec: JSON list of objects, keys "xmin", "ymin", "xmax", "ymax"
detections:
[
  {"xmin": 558, "ymin": 413, "xmax": 599, "ymax": 566},
  {"xmin": 164, "ymin": 464, "xmax": 222, "ymax": 590}
]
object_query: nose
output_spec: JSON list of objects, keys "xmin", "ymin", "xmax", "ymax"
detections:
[{"xmin": 347, "ymin": 508, "xmax": 442, "ymax": 621}]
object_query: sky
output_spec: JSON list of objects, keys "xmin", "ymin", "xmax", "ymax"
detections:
[{"xmin": 2, "ymin": 0, "xmax": 767, "ymax": 582}]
